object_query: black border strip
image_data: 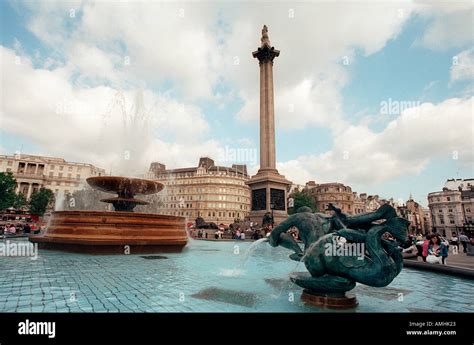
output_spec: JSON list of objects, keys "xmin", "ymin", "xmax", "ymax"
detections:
[{"xmin": 0, "ymin": 312, "xmax": 472, "ymax": 345}]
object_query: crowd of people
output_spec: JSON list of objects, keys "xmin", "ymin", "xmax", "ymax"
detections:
[
  {"xmin": 189, "ymin": 223, "xmax": 302, "ymax": 242},
  {"xmin": 406, "ymin": 231, "xmax": 473, "ymax": 265},
  {"xmin": 1, "ymin": 222, "xmax": 42, "ymax": 237}
]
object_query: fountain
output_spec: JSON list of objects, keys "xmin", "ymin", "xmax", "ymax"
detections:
[{"xmin": 29, "ymin": 176, "xmax": 188, "ymax": 254}]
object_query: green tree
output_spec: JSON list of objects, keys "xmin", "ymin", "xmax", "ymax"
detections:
[
  {"xmin": 12, "ymin": 193, "xmax": 27, "ymax": 209},
  {"xmin": 29, "ymin": 188, "xmax": 55, "ymax": 216},
  {"xmin": 0, "ymin": 172, "xmax": 18, "ymax": 211},
  {"xmin": 288, "ymin": 191, "xmax": 316, "ymax": 215}
]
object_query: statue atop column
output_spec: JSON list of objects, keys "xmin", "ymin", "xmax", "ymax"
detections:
[
  {"xmin": 253, "ymin": 25, "xmax": 280, "ymax": 64},
  {"xmin": 261, "ymin": 25, "xmax": 271, "ymax": 47}
]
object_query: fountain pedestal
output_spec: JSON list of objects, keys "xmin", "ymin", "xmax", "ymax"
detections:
[
  {"xmin": 290, "ymin": 272, "xmax": 358, "ymax": 309},
  {"xmin": 30, "ymin": 176, "xmax": 188, "ymax": 254},
  {"xmin": 301, "ymin": 290, "xmax": 358, "ymax": 309}
]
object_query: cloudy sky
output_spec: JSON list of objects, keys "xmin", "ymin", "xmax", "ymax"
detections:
[{"xmin": 0, "ymin": 0, "xmax": 472, "ymax": 206}]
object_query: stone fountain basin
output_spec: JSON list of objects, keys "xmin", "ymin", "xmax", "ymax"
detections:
[
  {"xmin": 86, "ymin": 176, "xmax": 163, "ymax": 196},
  {"xmin": 29, "ymin": 210, "xmax": 188, "ymax": 254}
]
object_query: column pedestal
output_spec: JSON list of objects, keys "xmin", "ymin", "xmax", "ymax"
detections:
[{"xmin": 246, "ymin": 170, "xmax": 291, "ymax": 226}]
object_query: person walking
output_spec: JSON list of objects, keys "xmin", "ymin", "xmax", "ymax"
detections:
[
  {"xmin": 450, "ymin": 232, "xmax": 459, "ymax": 252},
  {"xmin": 459, "ymin": 232, "xmax": 469, "ymax": 253}
]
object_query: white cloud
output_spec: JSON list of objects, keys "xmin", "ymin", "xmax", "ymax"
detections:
[
  {"xmin": 278, "ymin": 97, "xmax": 474, "ymax": 186},
  {"xmin": 224, "ymin": 1, "xmax": 415, "ymax": 130},
  {"xmin": 414, "ymin": 2, "xmax": 474, "ymax": 50},
  {"xmin": 2, "ymin": 0, "xmax": 473, "ymax": 190},
  {"xmin": 66, "ymin": 43, "xmax": 121, "ymax": 84},
  {"xmin": 0, "ymin": 45, "xmax": 218, "ymax": 175},
  {"xmin": 451, "ymin": 48, "xmax": 474, "ymax": 82}
]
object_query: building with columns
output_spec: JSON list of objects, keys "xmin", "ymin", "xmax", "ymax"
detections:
[
  {"xmin": 148, "ymin": 157, "xmax": 251, "ymax": 224},
  {"xmin": 0, "ymin": 154, "xmax": 105, "ymax": 200},
  {"xmin": 353, "ymin": 193, "xmax": 366, "ymax": 215},
  {"xmin": 428, "ymin": 178, "xmax": 474, "ymax": 238},
  {"xmin": 403, "ymin": 196, "xmax": 427, "ymax": 234},
  {"xmin": 422, "ymin": 208, "xmax": 432, "ymax": 234},
  {"xmin": 304, "ymin": 181, "xmax": 355, "ymax": 215},
  {"xmin": 246, "ymin": 25, "xmax": 292, "ymax": 225}
]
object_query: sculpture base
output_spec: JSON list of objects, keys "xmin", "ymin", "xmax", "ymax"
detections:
[{"xmin": 301, "ymin": 289, "xmax": 358, "ymax": 309}]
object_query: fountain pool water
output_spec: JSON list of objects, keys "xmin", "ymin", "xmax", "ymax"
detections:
[
  {"xmin": 1, "ymin": 238, "xmax": 473, "ymax": 312},
  {"xmin": 224, "ymin": 237, "xmax": 269, "ymax": 277}
]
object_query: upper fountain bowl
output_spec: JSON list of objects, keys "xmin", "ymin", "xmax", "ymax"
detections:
[{"xmin": 86, "ymin": 176, "xmax": 163, "ymax": 196}]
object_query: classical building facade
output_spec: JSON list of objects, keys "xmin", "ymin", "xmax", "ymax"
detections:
[
  {"xmin": 428, "ymin": 178, "xmax": 474, "ymax": 237},
  {"xmin": 405, "ymin": 196, "xmax": 427, "ymax": 234},
  {"xmin": 352, "ymin": 193, "xmax": 366, "ymax": 215},
  {"xmin": 304, "ymin": 182, "xmax": 355, "ymax": 215},
  {"xmin": 148, "ymin": 157, "xmax": 251, "ymax": 224},
  {"xmin": 0, "ymin": 154, "xmax": 105, "ymax": 200},
  {"xmin": 428, "ymin": 189, "xmax": 464, "ymax": 237},
  {"xmin": 422, "ymin": 208, "xmax": 432, "ymax": 234}
]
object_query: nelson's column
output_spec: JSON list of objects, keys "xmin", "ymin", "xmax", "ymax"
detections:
[{"xmin": 246, "ymin": 25, "xmax": 292, "ymax": 225}]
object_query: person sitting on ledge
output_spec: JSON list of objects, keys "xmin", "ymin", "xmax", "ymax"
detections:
[{"xmin": 426, "ymin": 234, "xmax": 448, "ymax": 265}]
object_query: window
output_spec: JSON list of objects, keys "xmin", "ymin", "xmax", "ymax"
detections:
[
  {"xmin": 68, "ymin": 167, "xmax": 73, "ymax": 172},
  {"xmin": 49, "ymin": 172, "xmax": 54, "ymax": 177},
  {"xmin": 449, "ymin": 219, "xmax": 455, "ymax": 224},
  {"xmin": 7, "ymin": 161, "xmax": 12, "ymax": 166},
  {"xmin": 50, "ymin": 165, "xmax": 55, "ymax": 170},
  {"xmin": 59, "ymin": 166, "xmax": 64, "ymax": 171},
  {"xmin": 448, "ymin": 209, "xmax": 453, "ymax": 213},
  {"xmin": 447, "ymin": 197, "xmax": 451, "ymax": 201}
]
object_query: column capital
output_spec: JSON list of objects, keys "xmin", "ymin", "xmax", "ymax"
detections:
[{"xmin": 252, "ymin": 45, "xmax": 280, "ymax": 65}]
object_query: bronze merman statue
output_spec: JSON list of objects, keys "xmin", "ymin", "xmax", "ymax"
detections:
[{"xmin": 268, "ymin": 203, "xmax": 409, "ymax": 307}]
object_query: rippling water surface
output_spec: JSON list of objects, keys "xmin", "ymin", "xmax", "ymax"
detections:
[{"xmin": 0, "ymin": 238, "xmax": 472, "ymax": 312}]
